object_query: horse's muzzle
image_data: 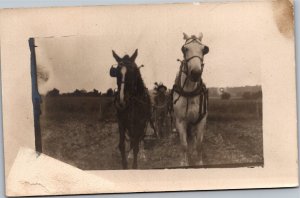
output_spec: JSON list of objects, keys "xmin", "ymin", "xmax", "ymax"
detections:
[{"xmin": 190, "ymin": 70, "xmax": 202, "ymax": 82}]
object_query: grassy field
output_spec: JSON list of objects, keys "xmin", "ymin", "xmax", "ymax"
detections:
[{"xmin": 39, "ymin": 96, "xmax": 263, "ymax": 169}]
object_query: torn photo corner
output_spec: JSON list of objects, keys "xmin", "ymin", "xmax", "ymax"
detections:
[{"xmin": 0, "ymin": 0, "xmax": 298, "ymax": 196}]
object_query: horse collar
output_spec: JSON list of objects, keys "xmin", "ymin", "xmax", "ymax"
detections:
[{"xmin": 173, "ymin": 82, "xmax": 204, "ymax": 98}]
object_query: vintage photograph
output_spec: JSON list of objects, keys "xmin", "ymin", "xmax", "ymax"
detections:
[{"xmin": 31, "ymin": 23, "xmax": 263, "ymax": 170}]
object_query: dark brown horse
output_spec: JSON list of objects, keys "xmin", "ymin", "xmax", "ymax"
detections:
[{"xmin": 109, "ymin": 49, "xmax": 152, "ymax": 169}]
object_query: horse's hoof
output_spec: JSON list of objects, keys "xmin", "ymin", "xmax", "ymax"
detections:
[
  {"xmin": 128, "ymin": 150, "xmax": 133, "ymax": 159},
  {"xmin": 140, "ymin": 152, "xmax": 147, "ymax": 161},
  {"xmin": 196, "ymin": 160, "xmax": 204, "ymax": 166},
  {"xmin": 180, "ymin": 160, "xmax": 188, "ymax": 167}
]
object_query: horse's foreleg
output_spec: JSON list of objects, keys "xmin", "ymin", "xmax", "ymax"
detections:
[
  {"xmin": 149, "ymin": 117, "xmax": 159, "ymax": 139},
  {"xmin": 176, "ymin": 121, "xmax": 188, "ymax": 166},
  {"xmin": 118, "ymin": 124, "xmax": 127, "ymax": 169},
  {"xmin": 170, "ymin": 112, "xmax": 176, "ymax": 133},
  {"xmin": 127, "ymin": 141, "xmax": 134, "ymax": 159},
  {"xmin": 196, "ymin": 143, "xmax": 203, "ymax": 166},
  {"xmin": 139, "ymin": 140, "xmax": 147, "ymax": 161},
  {"xmin": 158, "ymin": 117, "xmax": 163, "ymax": 138},
  {"xmin": 195, "ymin": 115, "xmax": 207, "ymax": 166},
  {"xmin": 187, "ymin": 126, "xmax": 195, "ymax": 165},
  {"xmin": 161, "ymin": 115, "xmax": 166, "ymax": 137},
  {"xmin": 132, "ymin": 139, "xmax": 139, "ymax": 169}
]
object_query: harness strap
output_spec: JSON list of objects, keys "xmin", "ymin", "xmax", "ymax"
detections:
[
  {"xmin": 172, "ymin": 81, "xmax": 208, "ymax": 125},
  {"xmin": 173, "ymin": 83, "xmax": 204, "ymax": 98},
  {"xmin": 173, "ymin": 61, "xmax": 188, "ymax": 104},
  {"xmin": 190, "ymin": 88, "xmax": 208, "ymax": 125}
]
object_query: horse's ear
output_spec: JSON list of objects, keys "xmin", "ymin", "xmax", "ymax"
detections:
[
  {"xmin": 183, "ymin": 32, "xmax": 189, "ymax": 40},
  {"xmin": 130, "ymin": 49, "xmax": 138, "ymax": 62},
  {"xmin": 112, "ymin": 50, "xmax": 121, "ymax": 62},
  {"xmin": 203, "ymin": 45, "xmax": 209, "ymax": 55},
  {"xmin": 198, "ymin": 32, "xmax": 203, "ymax": 41}
]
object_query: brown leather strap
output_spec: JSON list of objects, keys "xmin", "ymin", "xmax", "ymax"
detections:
[
  {"xmin": 190, "ymin": 88, "xmax": 208, "ymax": 125},
  {"xmin": 173, "ymin": 83, "xmax": 204, "ymax": 98}
]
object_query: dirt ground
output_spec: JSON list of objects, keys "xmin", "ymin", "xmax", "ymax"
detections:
[{"xmin": 40, "ymin": 110, "xmax": 263, "ymax": 170}]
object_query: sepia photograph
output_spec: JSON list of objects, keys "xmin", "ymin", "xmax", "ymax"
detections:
[{"xmin": 31, "ymin": 20, "xmax": 263, "ymax": 170}]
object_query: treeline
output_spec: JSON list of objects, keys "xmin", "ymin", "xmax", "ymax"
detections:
[
  {"xmin": 45, "ymin": 86, "xmax": 263, "ymax": 100},
  {"xmin": 45, "ymin": 88, "xmax": 115, "ymax": 97},
  {"xmin": 209, "ymin": 86, "xmax": 262, "ymax": 98},
  {"xmin": 241, "ymin": 91, "xmax": 262, "ymax": 100},
  {"xmin": 220, "ymin": 90, "xmax": 262, "ymax": 100}
]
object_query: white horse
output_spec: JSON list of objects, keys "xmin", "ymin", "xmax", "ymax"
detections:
[{"xmin": 172, "ymin": 32, "xmax": 209, "ymax": 166}]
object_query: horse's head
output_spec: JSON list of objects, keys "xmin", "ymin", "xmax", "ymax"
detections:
[
  {"xmin": 110, "ymin": 49, "xmax": 142, "ymax": 105},
  {"xmin": 110, "ymin": 49, "xmax": 138, "ymax": 84},
  {"xmin": 154, "ymin": 82, "xmax": 167, "ymax": 96},
  {"xmin": 181, "ymin": 32, "xmax": 209, "ymax": 82}
]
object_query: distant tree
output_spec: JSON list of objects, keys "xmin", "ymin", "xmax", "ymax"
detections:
[
  {"xmin": 106, "ymin": 88, "xmax": 114, "ymax": 97},
  {"xmin": 61, "ymin": 93, "xmax": 68, "ymax": 96},
  {"xmin": 71, "ymin": 89, "xmax": 87, "ymax": 96},
  {"xmin": 236, "ymin": 92, "xmax": 243, "ymax": 98},
  {"xmin": 86, "ymin": 89, "xmax": 100, "ymax": 97},
  {"xmin": 92, "ymin": 89, "xmax": 101, "ymax": 96},
  {"xmin": 46, "ymin": 88, "xmax": 60, "ymax": 97},
  {"xmin": 80, "ymin": 89, "xmax": 87, "ymax": 94},
  {"xmin": 242, "ymin": 92, "xmax": 252, "ymax": 100},
  {"xmin": 221, "ymin": 92, "xmax": 231, "ymax": 100},
  {"xmin": 72, "ymin": 89, "xmax": 81, "ymax": 96},
  {"xmin": 252, "ymin": 90, "xmax": 262, "ymax": 99}
]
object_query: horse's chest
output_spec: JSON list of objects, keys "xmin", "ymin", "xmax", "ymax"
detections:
[
  {"xmin": 118, "ymin": 103, "xmax": 150, "ymax": 126},
  {"xmin": 173, "ymin": 95, "xmax": 200, "ymax": 122}
]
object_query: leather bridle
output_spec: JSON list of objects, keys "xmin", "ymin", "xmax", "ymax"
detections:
[
  {"xmin": 178, "ymin": 38, "xmax": 205, "ymax": 90},
  {"xmin": 113, "ymin": 63, "xmax": 149, "ymax": 112}
]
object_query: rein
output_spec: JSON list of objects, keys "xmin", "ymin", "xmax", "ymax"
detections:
[{"xmin": 173, "ymin": 57, "xmax": 205, "ymax": 101}]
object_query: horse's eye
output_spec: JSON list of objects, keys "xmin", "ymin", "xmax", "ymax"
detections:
[
  {"xmin": 181, "ymin": 47, "xmax": 188, "ymax": 53},
  {"xmin": 203, "ymin": 46, "xmax": 209, "ymax": 55}
]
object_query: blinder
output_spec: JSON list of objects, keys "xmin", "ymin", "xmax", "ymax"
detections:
[
  {"xmin": 203, "ymin": 45, "xmax": 209, "ymax": 55},
  {"xmin": 110, "ymin": 65, "xmax": 126, "ymax": 86},
  {"xmin": 110, "ymin": 61, "xmax": 129, "ymax": 78},
  {"xmin": 110, "ymin": 66, "xmax": 119, "ymax": 77}
]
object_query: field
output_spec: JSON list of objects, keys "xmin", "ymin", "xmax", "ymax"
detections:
[{"xmin": 39, "ymin": 96, "xmax": 263, "ymax": 169}]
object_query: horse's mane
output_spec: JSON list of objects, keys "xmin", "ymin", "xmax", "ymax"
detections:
[
  {"xmin": 135, "ymin": 67, "xmax": 147, "ymax": 96},
  {"xmin": 124, "ymin": 63, "xmax": 147, "ymax": 97}
]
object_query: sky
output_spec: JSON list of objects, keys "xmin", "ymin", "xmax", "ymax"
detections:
[{"xmin": 34, "ymin": 2, "xmax": 276, "ymax": 94}]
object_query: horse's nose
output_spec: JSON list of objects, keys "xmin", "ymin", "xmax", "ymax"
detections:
[{"xmin": 190, "ymin": 69, "xmax": 202, "ymax": 82}]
